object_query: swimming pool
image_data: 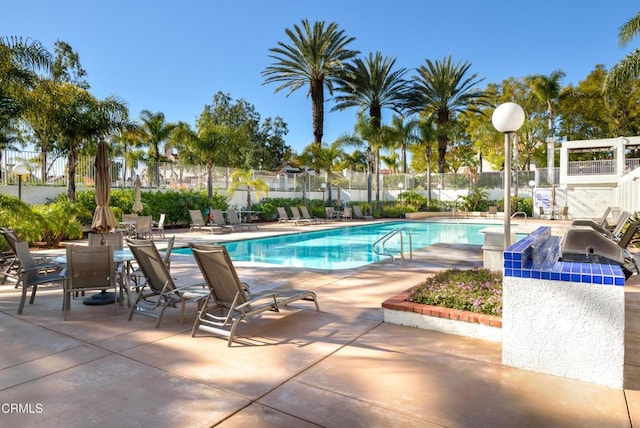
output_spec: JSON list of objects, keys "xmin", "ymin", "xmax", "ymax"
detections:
[{"xmin": 175, "ymin": 221, "xmax": 515, "ymax": 270}]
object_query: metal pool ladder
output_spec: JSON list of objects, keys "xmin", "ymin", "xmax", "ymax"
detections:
[{"xmin": 372, "ymin": 227, "xmax": 413, "ymax": 264}]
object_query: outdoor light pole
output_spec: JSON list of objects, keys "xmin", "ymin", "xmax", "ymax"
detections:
[
  {"xmin": 321, "ymin": 182, "xmax": 326, "ymax": 202},
  {"xmin": 492, "ymin": 102, "xmax": 525, "ymax": 249},
  {"xmin": 398, "ymin": 182, "xmax": 404, "ymax": 205},
  {"xmin": 12, "ymin": 164, "xmax": 28, "ymax": 201},
  {"xmin": 529, "ymin": 179, "xmax": 536, "ymax": 213}
]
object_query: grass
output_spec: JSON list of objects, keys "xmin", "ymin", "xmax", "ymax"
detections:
[{"xmin": 408, "ymin": 268, "xmax": 503, "ymax": 316}]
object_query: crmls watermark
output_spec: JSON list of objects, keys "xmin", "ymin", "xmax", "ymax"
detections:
[{"xmin": 1, "ymin": 403, "xmax": 44, "ymax": 414}]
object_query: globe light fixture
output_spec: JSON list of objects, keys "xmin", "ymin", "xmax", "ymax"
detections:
[
  {"xmin": 12, "ymin": 163, "xmax": 29, "ymax": 201},
  {"xmin": 492, "ymin": 102, "xmax": 525, "ymax": 249}
]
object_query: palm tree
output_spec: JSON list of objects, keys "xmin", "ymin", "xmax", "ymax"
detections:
[
  {"xmin": 139, "ymin": 110, "xmax": 177, "ymax": 187},
  {"xmin": 229, "ymin": 169, "xmax": 269, "ymax": 211},
  {"xmin": 301, "ymin": 140, "xmax": 345, "ymax": 205},
  {"xmin": 526, "ymin": 69, "xmax": 565, "ymax": 185},
  {"xmin": 333, "ymin": 51, "xmax": 408, "ymax": 128},
  {"xmin": 406, "ymin": 55, "xmax": 488, "ymax": 174},
  {"xmin": 262, "ymin": 19, "xmax": 359, "ymax": 146},
  {"xmin": 605, "ymin": 11, "xmax": 640, "ymax": 91},
  {"xmin": 0, "ymin": 36, "xmax": 51, "ymax": 171},
  {"xmin": 388, "ymin": 114, "xmax": 418, "ymax": 173}
]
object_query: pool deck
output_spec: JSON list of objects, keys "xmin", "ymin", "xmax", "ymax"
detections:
[{"xmin": 2, "ymin": 217, "xmax": 640, "ymax": 427}]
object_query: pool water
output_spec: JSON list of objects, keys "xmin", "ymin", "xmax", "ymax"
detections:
[{"xmin": 175, "ymin": 221, "xmax": 516, "ymax": 270}]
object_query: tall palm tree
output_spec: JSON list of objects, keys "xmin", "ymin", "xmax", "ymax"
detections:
[
  {"xmin": 406, "ymin": 55, "xmax": 488, "ymax": 174},
  {"xmin": 262, "ymin": 19, "xmax": 359, "ymax": 146},
  {"xmin": 139, "ymin": 110, "xmax": 177, "ymax": 187},
  {"xmin": 526, "ymin": 69, "xmax": 565, "ymax": 185},
  {"xmin": 605, "ymin": 11, "xmax": 640, "ymax": 91}
]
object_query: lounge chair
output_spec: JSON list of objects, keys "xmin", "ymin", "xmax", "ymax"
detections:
[
  {"xmin": 353, "ymin": 205, "xmax": 373, "ymax": 220},
  {"xmin": 300, "ymin": 206, "xmax": 322, "ymax": 224},
  {"xmin": 126, "ymin": 239, "xmax": 209, "ymax": 327},
  {"xmin": 210, "ymin": 209, "xmax": 236, "ymax": 232},
  {"xmin": 129, "ymin": 235, "xmax": 174, "ymax": 289},
  {"xmin": 617, "ymin": 222, "xmax": 640, "ymax": 249},
  {"xmin": 277, "ymin": 207, "xmax": 294, "ymax": 223},
  {"xmin": 290, "ymin": 206, "xmax": 312, "ymax": 225},
  {"xmin": 596, "ymin": 207, "xmax": 612, "ymax": 226},
  {"xmin": 189, "ymin": 209, "xmax": 227, "ymax": 234},
  {"xmin": 63, "ymin": 244, "xmax": 116, "ymax": 320},
  {"xmin": 487, "ymin": 205, "xmax": 498, "ymax": 219},
  {"xmin": 118, "ymin": 214, "xmax": 139, "ymax": 238},
  {"xmin": 607, "ymin": 210, "xmax": 631, "ymax": 237},
  {"xmin": 227, "ymin": 208, "xmax": 258, "ymax": 231},
  {"xmin": 14, "ymin": 240, "xmax": 66, "ymax": 314},
  {"xmin": 151, "ymin": 213, "xmax": 166, "ymax": 238},
  {"xmin": 189, "ymin": 244, "xmax": 320, "ymax": 346}
]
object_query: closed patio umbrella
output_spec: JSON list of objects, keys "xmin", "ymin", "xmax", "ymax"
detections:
[
  {"xmin": 87, "ymin": 139, "xmax": 118, "ymax": 305},
  {"xmin": 132, "ymin": 175, "xmax": 143, "ymax": 214},
  {"xmin": 91, "ymin": 139, "xmax": 117, "ymax": 233}
]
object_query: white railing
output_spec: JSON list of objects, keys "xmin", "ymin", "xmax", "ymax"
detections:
[{"xmin": 567, "ymin": 160, "xmax": 616, "ymax": 175}]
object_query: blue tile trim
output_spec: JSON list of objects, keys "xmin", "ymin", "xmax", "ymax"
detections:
[{"xmin": 503, "ymin": 226, "xmax": 626, "ymax": 286}]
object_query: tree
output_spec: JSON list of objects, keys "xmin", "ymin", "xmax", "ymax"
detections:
[
  {"xmin": 301, "ymin": 140, "xmax": 346, "ymax": 205},
  {"xmin": 139, "ymin": 110, "xmax": 177, "ymax": 187},
  {"xmin": 526, "ymin": 69, "xmax": 566, "ymax": 184},
  {"xmin": 229, "ymin": 169, "xmax": 269, "ymax": 210},
  {"xmin": 262, "ymin": 19, "xmax": 359, "ymax": 146},
  {"xmin": 406, "ymin": 55, "xmax": 488, "ymax": 174},
  {"xmin": 605, "ymin": 11, "xmax": 640, "ymax": 91},
  {"xmin": 332, "ymin": 51, "xmax": 408, "ymax": 129},
  {"xmin": 0, "ymin": 36, "xmax": 51, "ymax": 161}
]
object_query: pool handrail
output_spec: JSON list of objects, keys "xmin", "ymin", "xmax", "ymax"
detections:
[{"xmin": 373, "ymin": 227, "xmax": 413, "ymax": 265}]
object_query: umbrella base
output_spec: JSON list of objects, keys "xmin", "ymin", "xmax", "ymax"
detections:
[{"xmin": 83, "ymin": 290, "xmax": 117, "ymax": 306}]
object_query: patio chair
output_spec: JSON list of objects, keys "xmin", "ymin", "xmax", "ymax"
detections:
[
  {"xmin": 617, "ymin": 222, "xmax": 640, "ymax": 249},
  {"xmin": 118, "ymin": 214, "xmax": 139, "ymax": 238},
  {"xmin": 325, "ymin": 207, "xmax": 338, "ymax": 221},
  {"xmin": 135, "ymin": 215, "xmax": 153, "ymax": 239},
  {"xmin": 210, "ymin": 209, "xmax": 236, "ymax": 232},
  {"xmin": 63, "ymin": 244, "xmax": 116, "ymax": 320},
  {"xmin": 14, "ymin": 241, "xmax": 67, "ymax": 314},
  {"xmin": 290, "ymin": 206, "xmax": 312, "ymax": 225},
  {"xmin": 340, "ymin": 206, "xmax": 353, "ymax": 221},
  {"xmin": 89, "ymin": 231, "xmax": 129, "ymax": 305},
  {"xmin": 277, "ymin": 207, "xmax": 294, "ymax": 223},
  {"xmin": 561, "ymin": 206, "xmax": 569, "ymax": 220},
  {"xmin": 300, "ymin": 206, "xmax": 322, "ymax": 224},
  {"xmin": 487, "ymin": 205, "xmax": 498, "ymax": 219},
  {"xmin": 189, "ymin": 209, "xmax": 227, "ymax": 234},
  {"xmin": 127, "ymin": 238, "xmax": 208, "ymax": 327},
  {"xmin": 129, "ymin": 235, "xmax": 175, "ymax": 289},
  {"xmin": 539, "ymin": 206, "xmax": 551, "ymax": 220},
  {"xmin": 151, "ymin": 213, "xmax": 166, "ymax": 238},
  {"xmin": 189, "ymin": 243, "xmax": 320, "ymax": 346},
  {"xmin": 227, "ymin": 208, "xmax": 258, "ymax": 231},
  {"xmin": 352, "ymin": 205, "xmax": 373, "ymax": 220},
  {"xmin": 607, "ymin": 211, "xmax": 631, "ymax": 238},
  {"xmin": 0, "ymin": 227, "xmax": 22, "ymax": 284},
  {"xmin": 596, "ymin": 207, "xmax": 612, "ymax": 226}
]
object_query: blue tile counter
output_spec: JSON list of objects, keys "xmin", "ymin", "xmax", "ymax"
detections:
[{"xmin": 503, "ymin": 226, "xmax": 625, "ymax": 286}]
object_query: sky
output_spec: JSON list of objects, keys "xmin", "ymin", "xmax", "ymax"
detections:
[{"xmin": 3, "ymin": 1, "xmax": 639, "ymax": 154}]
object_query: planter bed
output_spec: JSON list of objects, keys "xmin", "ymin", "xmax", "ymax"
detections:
[{"xmin": 382, "ymin": 289, "xmax": 502, "ymax": 342}]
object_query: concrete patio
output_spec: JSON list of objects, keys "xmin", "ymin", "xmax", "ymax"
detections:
[{"xmin": 1, "ymin": 219, "xmax": 639, "ymax": 427}]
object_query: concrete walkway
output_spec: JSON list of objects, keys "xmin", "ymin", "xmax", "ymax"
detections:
[{"xmin": 1, "ymin": 219, "xmax": 639, "ymax": 427}]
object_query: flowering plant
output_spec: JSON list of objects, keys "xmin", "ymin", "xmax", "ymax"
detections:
[{"xmin": 408, "ymin": 268, "xmax": 502, "ymax": 316}]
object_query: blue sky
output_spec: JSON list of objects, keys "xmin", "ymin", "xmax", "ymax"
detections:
[{"xmin": 3, "ymin": 1, "xmax": 638, "ymax": 154}]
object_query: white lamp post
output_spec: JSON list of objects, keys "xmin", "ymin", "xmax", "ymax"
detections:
[
  {"xmin": 12, "ymin": 163, "xmax": 29, "ymax": 201},
  {"xmin": 492, "ymin": 102, "xmax": 525, "ymax": 249},
  {"xmin": 437, "ymin": 183, "xmax": 442, "ymax": 205},
  {"xmin": 398, "ymin": 182, "xmax": 404, "ymax": 206},
  {"xmin": 320, "ymin": 182, "xmax": 326, "ymax": 202},
  {"xmin": 529, "ymin": 179, "xmax": 536, "ymax": 214}
]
